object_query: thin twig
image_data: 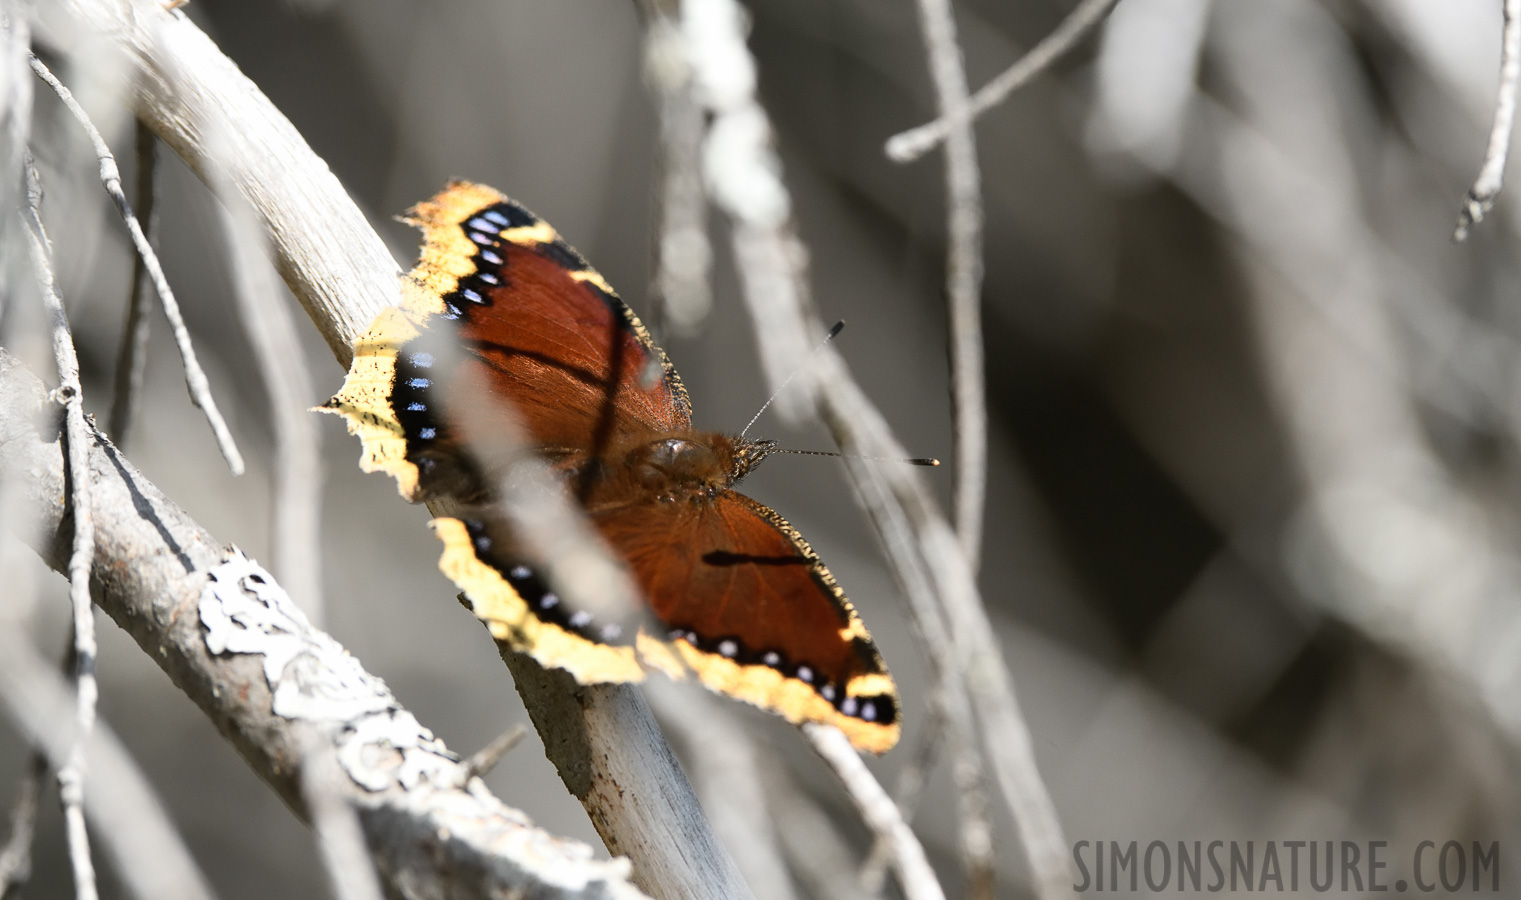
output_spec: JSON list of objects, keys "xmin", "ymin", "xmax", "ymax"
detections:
[
  {"xmin": 301, "ymin": 736, "xmax": 384, "ymax": 900},
  {"xmin": 216, "ymin": 200, "xmax": 324, "ymax": 622},
  {"xmin": 910, "ymin": 0, "xmax": 988, "ymax": 573},
  {"xmin": 1454, "ymin": 0, "xmax": 1521, "ymax": 240},
  {"xmin": 22, "ymin": 158, "xmax": 99, "ymax": 900},
  {"xmin": 108, "ymin": 118, "xmax": 158, "ymax": 447},
  {"xmin": 886, "ymin": 0, "xmax": 1123, "ymax": 164},
  {"xmin": 860, "ymin": 703, "xmax": 944, "ymax": 892},
  {"xmin": 0, "ymin": 754, "xmax": 45, "ymax": 900},
  {"xmin": 804, "ymin": 725, "xmax": 944, "ymax": 900},
  {"xmin": 29, "ymin": 53, "xmax": 245, "ymax": 476},
  {"xmin": 458, "ymin": 725, "xmax": 527, "ymax": 782}
]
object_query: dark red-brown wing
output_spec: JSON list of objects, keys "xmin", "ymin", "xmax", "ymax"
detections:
[
  {"xmin": 324, "ymin": 181, "xmax": 689, "ymax": 500},
  {"xmin": 596, "ymin": 488, "xmax": 901, "ymax": 753}
]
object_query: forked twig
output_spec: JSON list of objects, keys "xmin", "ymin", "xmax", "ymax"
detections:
[
  {"xmin": 29, "ymin": 54, "xmax": 245, "ymax": 475},
  {"xmin": 886, "ymin": 0, "xmax": 1123, "ymax": 164},
  {"xmin": 1454, "ymin": 0, "xmax": 1521, "ymax": 240},
  {"xmin": 21, "ymin": 158, "xmax": 99, "ymax": 900}
]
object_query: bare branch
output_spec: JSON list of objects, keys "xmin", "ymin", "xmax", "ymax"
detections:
[
  {"xmin": 859, "ymin": 706, "xmax": 941, "ymax": 892},
  {"xmin": 29, "ymin": 53, "xmax": 245, "ymax": 476},
  {"xmin": 804, "ymin": 725, "xmax": 942, "ymax": 900},
  {"xmin": 886, "ymin": 0, "xmax": 1122, "ymax": 164},
  {"xmin": 1454, "ymin": 0, "xmax": 1521, "ymax": 240},
  {"xmin": 0, "ymin": 348, "xmax": 650, "ymax": 900},
  {"xmin": 908, "ymin": 0, "xmax": 987, "ymax": 572},
  {"xmin": 21, "ymin": 157, "xmax": 99, "ymax": 900},
  {"xmin": 107, "ymin": 118, "xmax": 156, "ymax": 447},
  {"xmin": 457, "ymin": 725, "xmax": 527, "ymax": 782}
]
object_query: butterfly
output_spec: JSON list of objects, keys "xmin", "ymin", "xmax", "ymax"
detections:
[{"xmin": 323, "ymin": 181, "xmax": 899, "ymax": 752}]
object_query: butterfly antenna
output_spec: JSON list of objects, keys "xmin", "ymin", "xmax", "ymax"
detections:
[
  {"xmin": 740, "ymin": 320, "xmax": 845, "ymax": 438},
  {"xmin": 772, "ymin": 447, "xmax": 940, "ymax": 466}
]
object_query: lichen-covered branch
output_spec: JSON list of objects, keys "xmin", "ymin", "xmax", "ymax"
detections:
[{"xmin": 0, "ymin": 349, "xmax": 647, "ymax": 900}]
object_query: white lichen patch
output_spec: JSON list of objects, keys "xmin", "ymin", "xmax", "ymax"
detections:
[{"xmin": 200, "ymin": 548, "xmax": 457, "ymax": 791}]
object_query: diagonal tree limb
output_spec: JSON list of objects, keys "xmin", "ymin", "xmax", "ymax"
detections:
[{"xmin": 0, "ymin": 347, "xmax": 649, "ymax": 900}]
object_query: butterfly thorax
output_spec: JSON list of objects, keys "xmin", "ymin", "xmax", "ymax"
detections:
[{"xmin": 570, "ymin": 432, "xmax": 777, "ymax": 506}]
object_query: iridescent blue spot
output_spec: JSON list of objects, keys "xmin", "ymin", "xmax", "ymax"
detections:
[
  {"xmin": 861, "ymin": 700, "xmax": 878, "ymax": 722},
  {"xmin": 841, "ymin": 696, "xmax": 859, "ymax": 716},
  {"xmin": 509, "ymin": 565, "xmax": 531, "ymax": 581},
  {"xmin": 820, "ymin": 683, "xmax": 836, "ymax": 702},
  {"xmin": 480, "ymin": 250, "xmax": 503, "ymax": 266},
  {"xmin": 469, "ymin": 231, "xmax": 494, "ymax": 246},
  {"xmin": 407, "ymin": 377, "xmax": 431, "ymax": 389},
  {"xmin": 460, "ymin": 288, "xmax": 483, "ymax": 304},
  {"xmin": 476, "ymin": 271, "xmax": 500, "ymax": 284},
  {"xmin": 569, "ymin": 610, "xmax": 593, "ymax": 629},
  {"xmin": 410, "ymin": 351, "xmax": 435, "ymax": 368},
  {"xmin": 539, "ymin": 593, "xmax": 559, "ymax": 610},
  {"xmin": 466, "ymin": 217, "xmax": 496, "ymax": 233},
  {"xmin": 796, "ymin": 665, "xmax": 814, "ymax": 684},
  {"xmin": 483, "ymin": 209, "xmax": 512, "ymax": 227},
  {"xmin": 418, "ymin": 427, "xmax": 436, "ymax": 440},
  {"xmin": 406, "ymin": 401, "xmax": 426, "ymax": 412}
]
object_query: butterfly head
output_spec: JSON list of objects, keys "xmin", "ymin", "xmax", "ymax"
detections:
[{"xmin": 729, "ymin": 437, "xmax": 778, "ymax": 482}]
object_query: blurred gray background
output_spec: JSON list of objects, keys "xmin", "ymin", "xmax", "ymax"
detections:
[{"xmin": 7, "ymin": 0, "xmax": 1521, "ymax": 896}]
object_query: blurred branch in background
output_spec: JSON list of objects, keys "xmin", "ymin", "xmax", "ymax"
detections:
[
  {"xmin": 106, "ymin": 119, "xmax": 157, "ymax": 448},
  {"xmin": 216, "ymin": 197, "xmax": 325, "ymax": 623}
]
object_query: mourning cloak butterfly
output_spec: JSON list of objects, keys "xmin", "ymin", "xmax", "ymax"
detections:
[{"xmin": 323, "ymin": 181, "xmax": 899, "ymax": 753}]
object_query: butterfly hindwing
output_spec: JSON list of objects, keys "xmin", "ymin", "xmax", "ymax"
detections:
[{"xmin": 593, "ymin": 490, "xmax": 901, "ymax": 754}]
